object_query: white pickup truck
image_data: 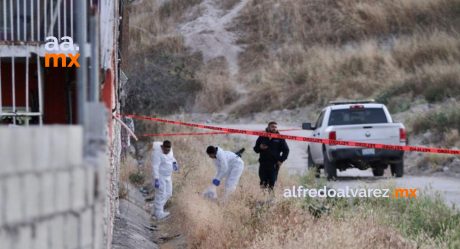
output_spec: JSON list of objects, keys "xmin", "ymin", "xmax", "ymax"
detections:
[{"xmin": 302, "ymin": 100, "xmax": 407, "ymax": 180}]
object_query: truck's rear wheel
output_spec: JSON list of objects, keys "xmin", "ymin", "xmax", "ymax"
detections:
[
  {"xmin": 372, "ymin": 167, "xmax": 384, "ymax": 177},
  {"xmin": 324, "ymin": 151, "xmax": 337, "ymax": 180},
  {"xmin": 308, "ymin": 148, "xmax": 320, "ymax": 178},
  {"xmin": 390, "ymin": 160, "xmax": 404, "ymax": 177}
]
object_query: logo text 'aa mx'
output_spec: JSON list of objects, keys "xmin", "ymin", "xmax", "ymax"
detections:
[{"xmin": 44, "ymin": 36, "xmax": 80, "ymax": 68}]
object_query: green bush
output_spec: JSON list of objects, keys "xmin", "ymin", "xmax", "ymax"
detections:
[
  {"xmin": 374, "ymin": 193, "xmax": 459, "ymax": 239},
  {"xmin": 358, "ymin": 192, "xmax": 460, "ymax": 246},
  {"xmin": 125, "ymin": 48, "xmax": 203, "ymax": 116},
  {"xmin": 129, "ymin": 171, "xmax": 145, "ymax": 186},
  {"xmin": 411, "ymin": 106, "xmax": 460, "ymax": 134},
  {"xmin": 376, "ymin": 71, "xmax": 460, "ymax": 107},
  {"xmin": 423, "ymin": 73, "xmax": 460, "ymax": 102},
  {"xmin": 299, "ymin": 173, "xmax": 460, "ymax": 247}
]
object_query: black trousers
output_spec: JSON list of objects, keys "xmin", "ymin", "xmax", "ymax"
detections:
[{"xmin": 259, "ymin": 162, "xmax": 279, "ymax": 190}]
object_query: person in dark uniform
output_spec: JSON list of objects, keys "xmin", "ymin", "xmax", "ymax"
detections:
[{"xmin": 253, "ymin": 121, "xmax": 289, "ymax": 190}]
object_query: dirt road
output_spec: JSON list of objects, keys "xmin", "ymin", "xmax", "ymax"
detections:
[{"xmin": 216, "ymin": 124, "xmax": 460, "ymax": 208}]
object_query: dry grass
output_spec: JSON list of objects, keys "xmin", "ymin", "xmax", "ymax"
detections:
[
  {"xmin": 217, "ymin": 0, "xmax": 242, "ymax": 10},
  {"xmin": 124, "ymin": 33, "xmax": 203, "ymax": 115},
  {"xmin": 184, "ymin": 195, "xmax": 417, "ymax": 248},
  {"xmin": 176, "ymin": 165, "xmax": 459, "ymax": 248},
  {"xmin": 237, "ymin": 40, "xmax": 399, "ymax": 112},
  {"xmin": 406, "ymin": 103, "xmax": 460, "ymax": 175},
  {"xmin": 127, "ymin": 0, "xmax": 241, "ymax": 114},
  {"xmin": 193, "ymin": 58, "xmax": 240, "ymax": 112},
  {"xmin": 127, "ymin": 0, "xmax": 460, "ymax": 115},
  {"xmin": 128, "ymin": 0, "xmax": 201, "ymax": 65},
  {"xmin": 119, "ymin": 154, "xmax": 143, "ymax": 198},
  {"xmin": 120, "ymin": 154, "xmax": 140, "ymax": 184},
  {"xmin": 166, "ymin": 134, "xmax": 415, "ymax": 248},
  {"xmin": 236, "ymin": 31, "xmax": 460, "ymax": 113},
  {"xmin": 415, "ymin": 154, "xmax": 452, "ymax": 173},
  {"xmin": 122, "ymin": 122, "xmax": 460, "ymax": 249},
  {"xmin": 392, "ymin": 31, "xmax": 460, "ymax": 72},
  {"xmin": 445, "ymin": 129, "xmax": 460, "ymax": 148},
  {"xmin": 141, "ymin": 124, "xmax": 460, "ymax": 249},
  {"xmin": 247, "ymin": 216, "xmax": 415, "ymax": 249},
  {"xmin": 159, "ymin": 0, "xmax": 203, "ymax": 21},
  {"xmin": 232, "ymin": 0, "xmax": 460, "ymax": 114},
  {"xmin": 175, "ymin": 185, "xmax": 417, "ymax": 249},
  {"xmin": 377, "ymin": 62, "xmax": 460, "ymax": 112},
  {"xmin": 238, "ymin": 0, "xmax": 460, "ymax": 49},
  {"xmin": 123, "ymin": 1, "xmax": 460, "ymax": 247},
  {"xmin": 129, "ymin": 0, "xmax": 202, "ymax": 50},
  {"xmin": 410, "ymin": 104, "xmax": 460, "ymax": 136}
]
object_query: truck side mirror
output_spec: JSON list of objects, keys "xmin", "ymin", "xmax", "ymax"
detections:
[{"xmin": 302, "ymin": 123, "xmax": 313, "ymax": 130}]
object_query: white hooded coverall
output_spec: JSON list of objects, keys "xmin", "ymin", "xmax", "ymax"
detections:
[
  {"xmin": 152, "ymin": 142, "xmax": 177, "ymax": 217},
  {"xmin": 214, "ymin": 147, "xmax": 244, "ymax": 197}
]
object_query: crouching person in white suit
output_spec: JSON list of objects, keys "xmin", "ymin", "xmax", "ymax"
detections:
[
  {"xmin": 206, "ymin": 145, "xmax": 244, "ymax": 199},
  {"xmin": 152, "ymin": 140, "xmax": 179, "ymax": 220}
]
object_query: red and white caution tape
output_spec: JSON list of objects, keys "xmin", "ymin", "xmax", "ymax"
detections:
[
  {"xmin": 122, "ymin": 114, "xmax": 460, "ymax": 155},
  {"xmin": 139, "ymin": 128, "xmax": 301, "ymax": 137},
  {"xmin": 141, "ymin": 131, "xmax": 229, "ymax": 137}
]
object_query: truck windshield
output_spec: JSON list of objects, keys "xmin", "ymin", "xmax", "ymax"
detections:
[{"xmin": 328, "ymin": 108, "xmax": 388, "ymax": 125}]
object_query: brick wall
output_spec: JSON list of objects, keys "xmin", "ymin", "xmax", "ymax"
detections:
[{"xmin": 0, "ymin": 126, "xmax": 107, "ymax": 249}]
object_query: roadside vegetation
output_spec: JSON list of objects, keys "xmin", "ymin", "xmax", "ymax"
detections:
[
  {"xmin": 234, "ymin": 0, "xmax": 460, "ymax": 113},
  {"xmin": 125, "ymin": 1, "xmax": 460, "ymax": 247},
  {"xmin": 408, "ymin": 103, "xmax": 460, "ymax": 150},
  {"xmin": 407, "ymin": 104, "xmax": 460, "ymax": 173},
  {"xmin": 410, "ymin": 105, "xmax": 460, "ymax": 137},
  {"xmin": 124, "ymin": 36, "xmax": 203, "ymax": 116},
  {"xmin": 126, "ymin": 1, "xmax": 204, "ymax": 116},
  {"xmin": 126, "ymin": 0, "xmax": 460, "ymax": 142},
  {"xmin": 126, "ymin": 0, "xmax": 238, "ymax": 115},
  {"xmin": 129, "ymin": 123, "xmax": 460, "ymax": 249}
]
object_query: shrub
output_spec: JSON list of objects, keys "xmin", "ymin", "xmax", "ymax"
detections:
[
  {"xmin": 376, "ymin": 64, "xmax": 460, "ymax": 109},
  {"xmin": 131, "ymin": 125, "xmax": 460, "ymax": 248},
  {"xmin": 232, "ymin": 0, "xmax": 460, "ymax": 114},
  {"xmin": 129, "ymin": 171, "xmax": 145, "ymax": 186},
  {"xmin": 411, "ymin": 106, "xmax": 460, "ymax": 134},
  {"xmin": 125, "ymin": 44, "xmax": 203, "ymax": 116}
]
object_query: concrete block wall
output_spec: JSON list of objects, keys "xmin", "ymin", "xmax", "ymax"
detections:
[
  {"xmin": 104, "ymin": 109, "xmax": 122, "ymax": 249},
  {"xmin": 0, "ymin": 126, "xmax": 107, "ymax": 249}
]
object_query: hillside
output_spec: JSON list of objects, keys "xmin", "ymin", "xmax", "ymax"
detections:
[
  {"xmin": 125, "ymin": 0, "xmax": 460, "ymax": 169},
  {"xmin": 236, "ymin": 0, "xmax": 460, "ymax": 112},
  {"xmin": 121, "ymin": 1, "xmax": 460, "ymax": 248},
  {"xmin": 127, "ymin": 0, "xmax": 460, "ymax": 111}
]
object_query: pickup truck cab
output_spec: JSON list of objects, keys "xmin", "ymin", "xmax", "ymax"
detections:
[{"xmin": 302, "ymin": 100, "xmax": 406, "ymax": 180}]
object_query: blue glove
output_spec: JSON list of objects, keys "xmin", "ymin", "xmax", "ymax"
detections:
[
  {"xmin": 173, "ymin": 162, "xmax": 179, "ymax": 171},
  {"xmin": 212, "ymin": 179, "xmax": 220, "ymax": 186},
  {"xmin": 154, "ymin": 179, "xmax": 160, "ymax": 189}
]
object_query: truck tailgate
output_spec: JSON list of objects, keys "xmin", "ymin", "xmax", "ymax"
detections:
[{"xmin": 332, "ymin": 123, "xmax": 401, "ymax": 148}]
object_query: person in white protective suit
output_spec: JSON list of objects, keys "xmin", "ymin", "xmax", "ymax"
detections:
[
  {"xmin": 205, "ymin": 145, "xmax": 245, "ymax": 199},
  {"xmin": 152, "ymin": 140, "xmax": 179, "ymax": 220}
]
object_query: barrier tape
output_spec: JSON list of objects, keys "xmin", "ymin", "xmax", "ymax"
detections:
[
  {"xmin": 122, "ymin": 114, "xmax": 460, "ymax": 156},
  {"xmin": 140, "ymin": 128, "xmax": 302, "ymax": 137},
  {"xmin": 141, "ymin": 131, "xmax": 228, "ymax": 137}
]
